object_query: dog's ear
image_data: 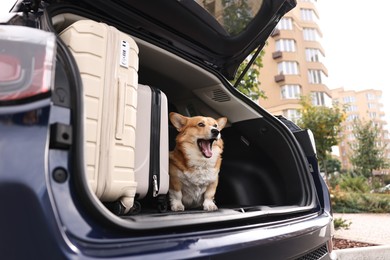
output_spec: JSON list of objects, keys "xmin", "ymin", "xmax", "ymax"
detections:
[
  {"xmin": 217, "ymin": 117, "xmax": 227, "ymax": 130},
  {"xmin": 169, "ymin": 112, "xmax": 188, "ymax": 132}
]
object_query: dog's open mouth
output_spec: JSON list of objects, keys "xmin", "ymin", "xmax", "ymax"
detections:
[{"xmin": 197, "ymin": 139, "xmax": 216, "ymax": 158}]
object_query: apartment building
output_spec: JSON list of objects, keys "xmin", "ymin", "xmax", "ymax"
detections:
[
  {"xmin": 258, "ymin": 0, "xmax": 331, "ymax": 122},
  {"xmin": 256, "ymin": 0, "xmax": 389, "ymax": 173},
  {"xmin": 331, "ymin": 88, "xmax": 390, "ymax": 172}
]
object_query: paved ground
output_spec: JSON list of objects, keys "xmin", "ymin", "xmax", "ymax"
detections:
[{"xmin": 333, "ymin": 213, "xmax": 390, "ymax": 245}]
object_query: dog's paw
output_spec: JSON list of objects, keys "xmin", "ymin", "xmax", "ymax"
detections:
[
  {"xmin": 170, "ymin": 200, "xmax": 185, "ymax": 211},
  {"xmin": 203, "ymin": 199, "xmax": 218, "ymax": 211}
]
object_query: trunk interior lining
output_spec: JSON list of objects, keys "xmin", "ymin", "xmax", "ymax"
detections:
[{"xmin": 49, "ymin": 9, "xmax": 315, "ymax": 229}]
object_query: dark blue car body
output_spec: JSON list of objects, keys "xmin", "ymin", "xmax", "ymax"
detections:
[{"xmin": 0, "ymin": 1, "xmax": 336, "ymax": 259}]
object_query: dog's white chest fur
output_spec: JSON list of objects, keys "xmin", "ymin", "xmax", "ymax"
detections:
[{"xmin": 179, "ymin": 164, "xmax": 218, "ymax": 207}]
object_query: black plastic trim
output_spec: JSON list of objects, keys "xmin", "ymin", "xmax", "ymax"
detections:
[{"xmin": 148, "ymin": 86, "xmax": 161, "ymax": 198}]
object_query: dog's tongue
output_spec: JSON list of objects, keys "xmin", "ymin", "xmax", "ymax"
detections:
[{"xmin": 199, "ymin": 140, "xmax": 212, "ymax": 158}]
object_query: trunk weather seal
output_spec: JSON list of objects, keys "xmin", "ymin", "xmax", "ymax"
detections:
[{"xmin": 41, "ymin": 4, "xmax": 318, "ymax": 232}]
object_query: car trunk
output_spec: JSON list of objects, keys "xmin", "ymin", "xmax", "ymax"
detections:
[{"xmin": 43, "ymin": 4, "xmax": 319, "ymax": 230}]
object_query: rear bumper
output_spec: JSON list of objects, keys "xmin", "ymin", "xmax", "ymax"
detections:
[
  {"xmin": 0, "ymin": 178, "xmax": 333, "ymax": 260},
  {"xmin": 0, "ymin": 106, "xmax": 333, "ymax": 260}
]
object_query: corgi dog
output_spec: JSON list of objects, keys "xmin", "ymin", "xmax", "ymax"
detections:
[{"xmin": 168, "ymin": 112, "xmax": 227, "ymax": 211}]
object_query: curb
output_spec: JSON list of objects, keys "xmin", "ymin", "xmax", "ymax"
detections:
[
  {"xmin": 334, "ymin": 234, "xmax": 380, "ymax": 246},
  {"xmin": 335, "ymin": 245, "xmax": 390, "ymax": 260}
]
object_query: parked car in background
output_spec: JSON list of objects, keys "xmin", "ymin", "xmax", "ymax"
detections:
[
  {"xmin": 371, "ymin": 184, "xmax": 390, "ymax": 193},
  {"xmin": 379, "ymin": 184, "xmax": 390, "ymax": 192},
  {"xmin": 0, "ymin": 0, "xmax": 336, "ymax": 259}
]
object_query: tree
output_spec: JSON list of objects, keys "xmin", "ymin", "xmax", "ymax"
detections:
[
  {"xmin": 297, "ymin": 96, "xmax": 346, "ymax": 175},
  {"xmin": 349, "ymin": 120, "xmax": 388, "ymax": 178},
  {"xmin": 324, "ymin": 155, "xmax": 341, "ymax": 174},
  {"xmin": 221, "ymin": 0, "xmax": 252, "ymax": 36},
  {"xmin": 233, "ymin": 50, "xmax": 266, "ymax": 101},
  {"xmin": 219, "ymin": 0, "xmax": 267, "ymax": 100}
]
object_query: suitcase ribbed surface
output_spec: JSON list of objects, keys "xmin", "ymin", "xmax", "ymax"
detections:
[{"xmin": 60, "ymin": 20, "xmax": 139, "ymax": 213}]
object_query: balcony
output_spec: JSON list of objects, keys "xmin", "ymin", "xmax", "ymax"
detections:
[
  {"xmin": 271, "ymin": 28, "xmax": 280, "ymax": 37},
  {"xmin": 272, "ymin": 51, "xmax": 283, "ymax": 59},
  {"xmin": 274, "ymin": 74, "xmax": 285, "ymax": 83}
]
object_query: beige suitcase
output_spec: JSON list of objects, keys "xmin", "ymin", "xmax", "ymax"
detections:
[{"xmin": 59, "ymin": 20, "xmax": 138, "ymax": 214}]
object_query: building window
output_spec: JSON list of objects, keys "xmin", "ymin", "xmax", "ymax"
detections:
[
  {"xmin": 276, "ymin": 17, "xmax": 293, "ymax": 30},
  {"xmin": 275, "ymin": 39, "xmax": 296, "ymax": 52},
  {"xmin": 311, "ymin": 91, "xmax": 332, "ymax": 106},
  {"xmin": 368, "ymin": 103, "xmax": 376, "ymax": 109},
  {"xmin": 345, "ymin": 104, "xmax": 357, "ymax": 112},
  {"xmin": 305, "ymin": 48, "xmax": 323, "ymax": 62},
  {"xmin": 346, "ymin": 114, "xmax": 359, "ymax": 122},
  {"xmin": 366, "ymin": 93, "xmax": 376, "ymax": 100},
  {"xmin": 283, "ymin": 109, "xmax": 301, "ymax": 123},
  {"xmin": 300, "ymin": 8, "xmax": 318, "ymax": 22},
  {"xmin": 369, "ymin": 112, "xmax": 377, "ymax": 118},
  {"xmin": 343, "ymin": 96, "xmax": 355, "ymax": 103},
  {"xmin": 281, "ymin": 85, "xmax": 301, "ymax": 99},
  {"xmin": 303, "ymin": 28, "xmax": 319, "ymax": 41},
  {"xmin": 350, "ymin": 142, "xmax": 358, "ymax": 150},
  {"xmin": 278, "ymin": 61, "xmax": 299, "ymax": 75},
  {"xmin": 308, "ymin": 69, "xmax": 325, "ymax": 84}
]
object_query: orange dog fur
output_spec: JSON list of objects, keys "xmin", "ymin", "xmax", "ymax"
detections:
[{"xmin": 168, "ymin": 112, "xmax": 227, "ymax": 211}]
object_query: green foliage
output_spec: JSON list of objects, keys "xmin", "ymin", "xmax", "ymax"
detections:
[
  {"xmin": 333, "ymin": 217, "xmax": 351, "ymax": 230},
  {"xmin": 297, "ymin": 96, "xmax": 346, "ymax": 173},
  {"xmin": 338, "ymin": 174, "xmax": 370, "ymax": 193},
  {"xmin": 221, "ymin": 0, "xmax": 252, "ymax": 35},
  {"xmin": 219, "ymin": 0, "xmax": 266, "ymax": 101},
  {"xmin": 233, "ymin": 49, "xmax": 266, "ymax": 101},
  {"xmin": 384, "ymin": 175, "xmax": 390, "ymax": 185},
  {"xmin": 201, "ymin": 0, "xmax": 266, "ymax": 100},
  {"xmin": 371, "ymin": 177, "xmax": 385, "ymax": 191},
  {"xmin": 349, "ymin": 119, "xmax": 388, "ymax": 177},
  {"xmin": 322, "ymin": 156, "xmax": 341, "ymax": 174},
  {"xmin": 331, "ymin": 172, "xmax": 390, "ymax": 213},
  {"xmin": 332, "ymin": 192, "xmax": 390, "ymax": 213}
]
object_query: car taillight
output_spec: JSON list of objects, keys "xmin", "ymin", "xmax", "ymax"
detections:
[{"xmin": 0, "ymin": 25, "xmax": 56, "ymax": 103}]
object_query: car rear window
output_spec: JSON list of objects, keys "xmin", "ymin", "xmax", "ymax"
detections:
[{"xmin": 194, "ymin": 0, "xmax": 263, "ymax": 35}]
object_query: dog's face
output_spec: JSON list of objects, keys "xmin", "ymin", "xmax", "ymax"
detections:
[{"xmin": 170, "ymin": 112, "xmax": 227, "ymax": 159}]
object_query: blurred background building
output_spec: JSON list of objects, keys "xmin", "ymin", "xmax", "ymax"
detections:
[
  {"xmin": 331, "ymin": 88, "xmax": 390, "ymax": 173},
  {"xmin": 257, "ymin": 0, "xmax": 390, "ymax": 174}
]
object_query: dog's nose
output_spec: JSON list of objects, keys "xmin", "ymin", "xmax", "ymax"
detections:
[{"xmin": 211, "ymin": 128, "xmax": 219, "ymax": 137}]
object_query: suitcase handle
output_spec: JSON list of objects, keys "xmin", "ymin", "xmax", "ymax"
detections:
[
  {"xmin": 153, "ymin": 175, "xmax": 159, "ymax": 197},
  {"xmin": 115, "ymin": 77, "xmax": 125, "ymax": 140},
  {"xmin": 149, "ymin": 87, "xmax": 161, "ymax": 198}
]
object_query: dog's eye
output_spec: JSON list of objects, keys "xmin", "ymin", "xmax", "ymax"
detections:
[
  {"xmin": 213, "ymin": 124, "xmax": 217, "ymax": 128},
  {"xmin": 198, "ymin": 122, "xmax": 205, "ymax": 127}
]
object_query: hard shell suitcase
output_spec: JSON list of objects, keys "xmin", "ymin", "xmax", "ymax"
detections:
[
  {"xmin": 134, "ymin": 84, "xmax": 169, "ymax": 212},
  {"xmin": 59, "ymin": 20, "xmax": 138, "ymax": 214}
]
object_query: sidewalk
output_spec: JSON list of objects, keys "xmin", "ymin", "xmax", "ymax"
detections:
[
  {"xmin": 335, "ymin": 245, "xmax": 390, "ymax": 260},
  {"xmin": 333, "ymin": 213, "xmax": 390, "ymax": 260},
  {"xmin": 333, "ymin": 213, "xmax": 390, "ymax": 245}
]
